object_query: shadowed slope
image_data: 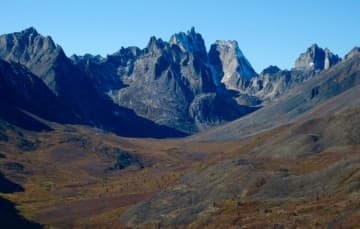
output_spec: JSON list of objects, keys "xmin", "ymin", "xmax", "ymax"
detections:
[{"xmin": 0, "ymin": 28, "xmax": 186, "ymax": 138}]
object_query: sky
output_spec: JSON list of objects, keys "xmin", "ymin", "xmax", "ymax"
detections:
[{"xmin": 1, "ymin": 0, "xmax": 359, "ymax": 72}]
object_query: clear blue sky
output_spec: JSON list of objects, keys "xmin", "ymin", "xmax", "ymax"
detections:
[{"xmin": 1, "ymin": 0, "xmax": 359, "ymax": 72}]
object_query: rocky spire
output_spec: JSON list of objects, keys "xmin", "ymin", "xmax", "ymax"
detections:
[
  {"xmin": 169, "ymin": 27, "xmax": 207, "ymax": 59},
  {"xmin": 20, "ymin": 26, "xmax": 39, "ymax": 36},
  {"xmin": 295, "ymin": 44, "xmax": 341, "ymax": 71},
  {"xmin": 146, "ymin": 36, "xmax": 166, "ymax": 54},
  {"xmin": 208, "ymin": 40, "xmax": 257, "ymax": 90}
]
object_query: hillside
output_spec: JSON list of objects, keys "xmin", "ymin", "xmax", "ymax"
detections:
[{"xmin": 121, "ymin": 106, "xmax": 360, "ymax": 228}]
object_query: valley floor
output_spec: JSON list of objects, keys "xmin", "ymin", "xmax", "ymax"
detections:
[{"xmin": 0, "ymin": 108, "xmax": 359, "ymax": 228}]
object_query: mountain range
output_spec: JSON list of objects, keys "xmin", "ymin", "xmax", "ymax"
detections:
[
  {"xmin": 0, "ymin": 27, "xmax": 359, "ymax": 228},
  {"xmin": 0, "ymin": 27, "xmax": 347, "ymax": 137}
]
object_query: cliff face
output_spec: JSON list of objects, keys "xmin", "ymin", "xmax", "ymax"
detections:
[{"xmin": 209, "ymin": 40, "xmax": 257, "ymax": 91}]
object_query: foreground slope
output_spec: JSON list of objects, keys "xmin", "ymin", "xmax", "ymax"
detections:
[{"xmin": 121, "ymin": 105, "xmax": 360, "ymax": 228}]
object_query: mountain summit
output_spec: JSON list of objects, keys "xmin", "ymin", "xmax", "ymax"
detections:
[
  {"xmin": 169, "ymin": 27, "xmax": 208, "ymax": 59},
  {"xmin": 0, "ymin": 27, "xmax": 60, "ymax": 93},
  {"xmin": 295, "ymin": 44, "xmax": 341, "ymax": 71},
  {"xmin": 209, "ymin": 40, "xmax": 257, "ymax": 90}
]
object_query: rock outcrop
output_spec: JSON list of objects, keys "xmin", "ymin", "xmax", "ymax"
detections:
[{"xmin": 295, "ymin": 44, "xmax": 341, "ymax": 71}]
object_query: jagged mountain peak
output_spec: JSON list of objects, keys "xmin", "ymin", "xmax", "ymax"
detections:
[
  {"xmin": 146, "ymin": 36, "xmax": 166, "ymax": 53},
  {"xmin": 188, "ymin": 26, "xmax": 197, "ymax": 35},
  {"xmin": 208, "ymin": 39, "xmax": 257, "ymax": 91},
  {"xmin": 169, "ymin": 27, "xmax": 207, "ymax": 57},
  {"xmin": 113, "ymin": 46, "xmax": 142, "ymax": 57},
  {"xmin": 19, "ymin": 26, "xmax": 39, "ymax": 36},
  {"xmin": 309, "ymin": 43, "xmax": 320, "ymax": 50},
  {"xmin": 261, "ymin": 65, "xmax": 281, "ymax": 75},
  {"xmin": 0, "ymin": 27, "xmax": 59, "ymax": 60},
  {"xmin": 14, "ymin": 27, "xmax": 56, "ymax": 49},
  {"xmin": 295, "ymin": 43, "xmax": 341, "ymax": 71},
  {"xmin": 0, "ymin": 27, "xmax": 67, "ymax": 93},
  {"xmin": 213, "ymin": 40, "xmax": 245, "ymax": 58},
  {"xmin": 344, "ymin": 47, "xmax": 360, "ymax": 59},
  {"xmin": 70, "ymin": 53, "xmax": 104, "ymax": 65}
]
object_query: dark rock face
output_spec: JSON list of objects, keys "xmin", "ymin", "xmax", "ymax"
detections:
[
  {"xmin": 70, "ymin": 47, "xmax": 140, "ymax": 93},
  {"xmin": 95, "ymin": 146, "xmax": 144, "ymax": 170},
  {"xmin": 113, "ymin": 151, "xmax": 143, "ymax": 170},
  {"xmin": 0, "ymin": 27, "xmax": 62, "ymax": 94},
  {"xmin": 189, "ymin": 93, "xmax": 259, "ymax": 131},
  {"xmin": 0, "ymin": 28, "xmax": 99, "ymax": 120},
  {"xmin": 295, "ymin": 44, "xmax": 341, "ymax": 71},
  {"xmin": 110, "ymin": 30, "xmax": 220, "ymax": 133},
  {"xmin": 244, "ymin": 68, "xmax": 316, "ymax": 104},
  {"xmin": 0, "ymin": 59, "xmax": 75, "ymax": 131}
]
